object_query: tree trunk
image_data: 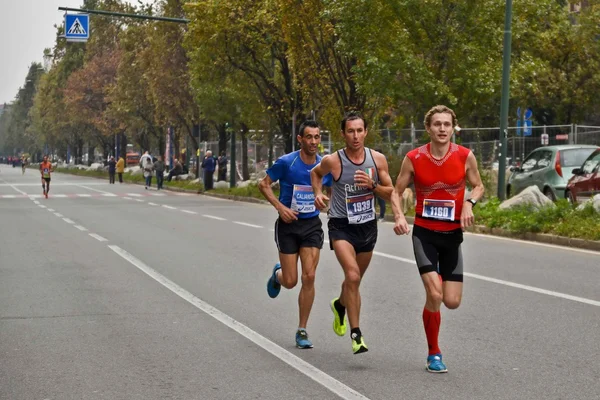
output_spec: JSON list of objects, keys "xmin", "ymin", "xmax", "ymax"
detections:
[{"xmin": 240, "ymin": 123, "xmax": 250, "ymax": 181}]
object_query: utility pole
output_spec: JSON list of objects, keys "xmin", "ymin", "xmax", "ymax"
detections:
[
  {"xmin": 229, "ymin": 124, "xmax": 236, "ymax": 188},
  {"xmin": 497, "ymin": 0, "xmax": 513, "ymax": 200}
]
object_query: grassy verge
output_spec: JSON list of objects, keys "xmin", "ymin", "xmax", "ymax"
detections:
[
  {"xmin": 54, "ymin": 167, "xmax": 204, "ymax": 192},
  {"xmin": 474, "ymin": 198, "xmax": 600, "ymax": 241}
]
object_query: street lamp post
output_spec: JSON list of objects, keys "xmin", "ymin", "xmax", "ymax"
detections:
[{"xmin": 497, "ymin": 0, "xmax": 514, "ymax": 200}]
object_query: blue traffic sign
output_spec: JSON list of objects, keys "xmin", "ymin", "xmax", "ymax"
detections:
[
  {"xmin": 65, "ymin": 14, "xmax": 89, "ymax": 42},
  {"xmin": 524, "ymin": 107, "xmax": 533, "ymax": 120}
]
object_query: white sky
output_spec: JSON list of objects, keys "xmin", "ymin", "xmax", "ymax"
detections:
[{"xmin": 0, "ymin": 0, "xmax": 147, "ymax": 105}]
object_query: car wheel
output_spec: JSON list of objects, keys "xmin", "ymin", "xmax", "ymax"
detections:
[
  {"xmin": 543, "ymin": 187, "xmax": 556, "ymax": 201},
  {"xmin": 566, "ymin": 190, "xmax": 576, "ymax": 204}
]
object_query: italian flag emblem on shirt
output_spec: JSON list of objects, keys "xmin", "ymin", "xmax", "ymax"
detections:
[{"xmin": 365, "ymin": 167, "xmax": 375, "ymax": 179}]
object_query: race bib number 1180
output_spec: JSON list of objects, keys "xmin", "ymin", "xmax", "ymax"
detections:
[{"xmin": 422, "ymin": 199, "xmax": 455, "ymax": 221}]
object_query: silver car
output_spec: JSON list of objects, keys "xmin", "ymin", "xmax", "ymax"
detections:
[{"xmin": 507, "ymin": 145, "xmax": 599, "ymax": 200}]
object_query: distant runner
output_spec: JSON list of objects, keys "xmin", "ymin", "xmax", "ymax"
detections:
[{"xmin": 39, "ymin": 156, "xmax": 53, "ymax": 199}]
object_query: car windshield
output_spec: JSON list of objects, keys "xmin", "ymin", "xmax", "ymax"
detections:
[{"xmin": 560, "ymin": 148, "xmax": 597, "ymax": 167}]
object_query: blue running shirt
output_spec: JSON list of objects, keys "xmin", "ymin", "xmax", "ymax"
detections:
[{"xmin": 267, "ymin": 151, "xmax": 332, "ymax": 219}]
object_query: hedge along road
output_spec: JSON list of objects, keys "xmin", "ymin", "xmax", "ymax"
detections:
[{"xmin": 1, "ymin": 168, "xmax": 598, "ymax": 400}]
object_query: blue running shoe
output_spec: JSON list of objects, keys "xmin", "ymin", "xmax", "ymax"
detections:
[
  {"xmin": 295, "ymin": 329, "xmax": 313, "ymax": 349},
  {"xmin": 266, "ymin": 263, "xmax": 281, "ymax": 298},
  {"xmin": 426, "ymin": 353, "xmax": 448, "ymax": 373}
]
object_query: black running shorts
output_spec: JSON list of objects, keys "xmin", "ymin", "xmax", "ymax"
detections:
[
  {"xmin": 42, "ymin": 177, "xmax": 51, "ymax": 183},
  {"xmin": 412, "ymin": 224, "xmax": 464, "ymax": 282},
  {"xmin": 275, "ymin": 216, "xmax": 324, "ymax": 254},
  {"xmin": 328, "ymin": 217, "xmax": 377, "ymax": 254}
]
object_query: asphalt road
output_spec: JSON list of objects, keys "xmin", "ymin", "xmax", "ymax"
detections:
[{"xmin": 1, "ymin": 166, "xmax": 598, "ymax": 400}]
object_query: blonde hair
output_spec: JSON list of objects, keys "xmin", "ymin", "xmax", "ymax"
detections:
[{"xmin": 424, "ymin": 105, "xmax": 458, "ymax": 128}]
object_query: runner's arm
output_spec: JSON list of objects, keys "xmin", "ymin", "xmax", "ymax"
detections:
[
  {"xmin": 372, "ymin": 152, "xmax": 394, "ymax": 201},
  {"xmin": 258, "ymin": 174, "xmax": 284, "ymax": 211},
  {"xmin": 311, "ymin": 155, "xmax": 333, "ymax": 210},
  {"xmin": 391, "ymin": 157, "xmax": 413, "ymax": 235},
  {"xmin": 465, "ymin": 152, "xmax": 484, "ymax": 202}
]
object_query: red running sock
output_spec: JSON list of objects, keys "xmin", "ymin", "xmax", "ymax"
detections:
[{"xmin": 423, "ymin": 308, "xmax": 441, "ymax": 356}]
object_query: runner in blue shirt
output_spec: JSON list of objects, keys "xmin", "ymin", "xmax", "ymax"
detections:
[{"xmin": 259, "ymin": 120, "xmax": 333, "ymax": 349}]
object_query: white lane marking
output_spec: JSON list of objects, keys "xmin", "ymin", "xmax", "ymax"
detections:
[
  {"xmin": 182, "ymin": 210, "xmax": 197, "ymax": 215},
  {"xmin": 53, "ymin": 194, "xmax": 67, "ymax": 198},
  {"xmin": 135, "ymin": 199, "xmax": 144, "ymax": 203},
  {"xmin": 77, "ymin": 194, "xmax": 92, "ymax": 197},
  {"xmin": 151, "ymin": 193, "xmax": 166, "ymax": 196},
  {"xmin": 74, "ymin": 225, "xmax": 88, "ymax": 232},
  {"xmin": 148, "ymin": 202, "xmax": 158, "ymax": 206},
  {"xmin": 38, "ymin": 205, "xmax": 47, "ymax": 209},
  {"xmin": 174, "ymin": 192, "xmax": 192, "ymax": 196},
  {"xmin": 108, "ymin": 245, "xmax": 370, "ymax": 400},
  {"xmin": 89, "ymin": 233, "xmax": 108, "ymax": 242},
  {"xmin": 33, "ymin": 201, "xmax": 40, "ymax": 205},
  {"xmin": 124, "ymin": 197, "xmax": 133, "ymax": 200},
  {"xmin": 47, "ymin": 208, "xmax": 55, "ymax": 212},
  {"xmin": 76, "ymin": 185, "xmax": 114, "ymax": 196},
  {"xmin": 464, "ymin": 231, "xmax": 600, "ymax": 255},
  {"xmin": 2, "ymin": 194, "xmax": 16, "ymax": 198},
  {"xmin": 127, "ymin": 193, "xmax": 142, "ymax": 197},
  {"xmin": 3, "ymin": 181, "xmax": 27, "ymax": 195},
  {"xmin": 54, "ymin": 213, "xmax": 64, "ymax": 217},
  {"xmin": 62, "ymin": 218, "xmax": 75, "ymax": 224},
  {"xmin": 233, "ymin": 221, "xmax": 263, "ymax": 229},
  {"xmin": 101, "ymin": 193, "xmax": 117, "ymax": 197},
  {"xmin": 464, "ymin": 272, "xmax": 600, "ymax": 307},
  {"xmin": 203, "ymin": 214, "xmax": 226, "ymax": 221},
  {"xmin": 371, "ymin": 248, "xmax": 600, "ymax": 307},
  {"xmin": 162, "ymin": 205, "xmax": 177, "ymax": 210},
  {"xmin": 29, "ymin": 195, "xmax": 43, "ymax": 199}
]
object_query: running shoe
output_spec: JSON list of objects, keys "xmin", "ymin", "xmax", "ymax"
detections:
[
  {"xmin": 45, "ymin": 191, "xmax": 48, "ymax": 199},
  {"xmin": 426, "ymin": 353, "xmax": 448, "ymax": 373},
  {"xmin": 266, "ymin": 263, "xmax": 281, "ymax": 298},
  {"xmin": 295, "ymin": 329, "xmax": 313, "ymax": 349},
  {"xmin": 351, "ymin": 333, "xmax": 368, "ymax": 354},
  {"xmin": 330, "ymin": 298, "xmax": 347, "ymax": 336}
]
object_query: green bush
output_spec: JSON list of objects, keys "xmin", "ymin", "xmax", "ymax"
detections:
[{"xmin": 475, "ymin": 198, "xmax": 600, "ymax": 240}]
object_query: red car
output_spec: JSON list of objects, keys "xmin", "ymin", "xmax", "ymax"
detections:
[{"xmin": 565, "ymin": 148, "xmax": 600, "ymax": 204}]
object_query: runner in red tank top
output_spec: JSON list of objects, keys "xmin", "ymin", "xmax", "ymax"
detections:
[{"xmin": 390, "ymin": 105, "xmax": 484, "ymax": 373}]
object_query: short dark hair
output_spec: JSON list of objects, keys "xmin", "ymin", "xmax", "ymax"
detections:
[
  {"xmin": 341, "ymin": 111, "xmax": 368, "ymax": 132},
  {"xmin": 298, "ymin": 120, "xmax": 319, "ymax": 137}
]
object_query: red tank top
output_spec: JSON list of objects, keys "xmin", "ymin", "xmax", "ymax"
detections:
[{"xmin": 407, "ymin": 143, "xmax": 470, "ymax": 232}]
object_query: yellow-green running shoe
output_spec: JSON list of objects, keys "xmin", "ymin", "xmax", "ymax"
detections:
[
  {"xmin": 351, "ymin": 333, "xmax": 368, "ymax": 354},
  {"xmin": 330, "ymin": 298, "xmax": 347, "ymax": 336}
]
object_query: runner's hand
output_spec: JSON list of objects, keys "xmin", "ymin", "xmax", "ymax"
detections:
[
  {"xmin": 354, "ymin": 170, "xmax": 373, "ymax": 189},
  {"xmin": 277, "ymin": 206, "xmax": 299, "ymax": 223},
  {"xmin": 461, "ymin": 203, "xmax": 475, "ymax": 230},
  {"xmin": 314, "ymin": 193, "xmax": 329, "ymax": 211},
  {"xmin": 393, "ymin": 215, "xmax": 410, "ymax": 235}
]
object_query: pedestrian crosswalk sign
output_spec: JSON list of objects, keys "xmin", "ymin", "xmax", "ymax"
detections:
[{"xmin": 65, "ymin": 14, "xmax": 89, "ymax": 42}]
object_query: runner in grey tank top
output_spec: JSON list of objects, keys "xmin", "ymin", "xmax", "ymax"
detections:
[
  {"xmin": 329, "ymin": 148, "xmax": 379, "ymax": 223},
  {"xmin": 310, "ymin": 112, "xmax": 395, "ymax": 355}
]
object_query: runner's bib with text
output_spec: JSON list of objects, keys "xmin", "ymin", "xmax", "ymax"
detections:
[
  {"xmin": 422, "ymin": 199, "xmax": 455, "ymax": 221},
  {"xmin": 290, "ymin": 185, "xmax": 316, "ymax": 213},
  {"xmin": 346, "ymin": 192, "xmax": 375, "ymax": 224},
  {"xmin": 42, "ymin": 168, "xmax": 50, "ymax": 178}
]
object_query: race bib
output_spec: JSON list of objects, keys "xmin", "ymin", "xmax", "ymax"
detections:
[
  {"xmin": 43, "ymin": 168, "xmax": 50, "ymax": 178},
  {"xmin": 346, "ymin": 192, "xmax": 375, "ymax": 224},
  {"xmin": 290, "ymin": 185, "xmax": 316, "ymax": 213},
  {"xmin": 422, "ymin": 199, "xmax": 455, "ymax": 221}
]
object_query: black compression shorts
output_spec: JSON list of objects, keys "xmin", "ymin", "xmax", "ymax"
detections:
[
  {"xmin": 274, "ymin": 216, "xmax": 324, "ymax": 254},
  {"xmin": 412, "ymin": 224, "xmax": 464, "ymax": 282}
]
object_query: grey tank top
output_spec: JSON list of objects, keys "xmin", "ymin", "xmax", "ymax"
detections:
[{"xmin": 329, "ymin": 148, "xmax": 379, "ymax": 223}]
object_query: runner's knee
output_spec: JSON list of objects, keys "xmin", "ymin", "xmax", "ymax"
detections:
[
  {"xmin": 301, "ymin": 270, "xmax": 315, "ymax": 286},
  {"xmin": 279, "ymin": 273, "xmax": 297, "ymax": 289},
  {"xmin": 343, "ymin": 270, "xmax": 361, "ymax": 289},
  {"xmin": 443, "ymin": 293, "xmax": 462, "ymax": 309}
]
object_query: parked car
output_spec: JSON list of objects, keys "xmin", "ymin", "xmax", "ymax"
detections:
[
  {"xmin": 565, "ymin": 148, "xmax": 600, "ymax": 204},
  {"xmin": 507, "ymin": 145, "xmax": 599, "ymax": 201}
]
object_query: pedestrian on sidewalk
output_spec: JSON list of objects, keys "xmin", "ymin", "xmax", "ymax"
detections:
[
  {"xmin": 108, "ymin": 156, "xmax": 116, "ymax": 184},
  {"xmin": 167, "ymin": 158, "xmax": 183, "ymax": 182},
  {"xmin": 201, "ymin": 150, "xmax": 216, "ymax": 190},
  {"xmin": 154, "ymin": 156, "xmax": 165, "ymax": 190},
  {"xmin": 143, "ymin": 157, "xmax": 154, "ymax": 189},
  {"xmin": 116, "ymin": 156, "xmax": 125, "ymax": 183}
]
